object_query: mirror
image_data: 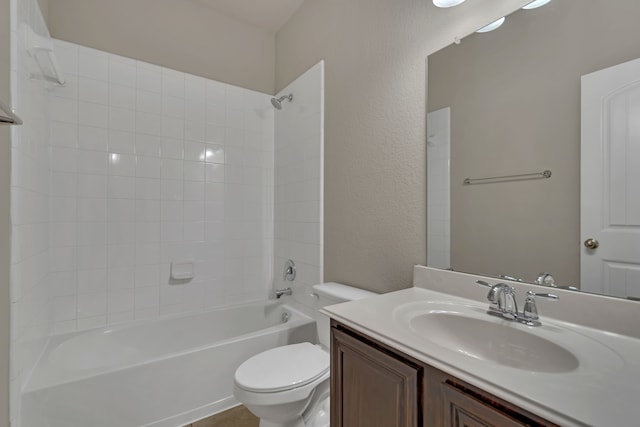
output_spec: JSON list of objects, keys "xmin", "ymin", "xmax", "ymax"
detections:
[{"xmin": 427, "ymin": 0, "xmax": 640, "ymax": 298}]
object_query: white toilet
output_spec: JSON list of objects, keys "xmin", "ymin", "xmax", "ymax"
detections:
[{"xmin": 233, "ymin": 282, "xmax": 377, "ymax": 427}]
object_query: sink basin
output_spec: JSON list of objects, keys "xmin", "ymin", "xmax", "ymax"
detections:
[
  {"xmin": 410, "ymin": 312, "xmax": 579, "ymax": 373},
  {"xmin": 393, "ymin": 300, "xmax": 623, "ymax": 375}
]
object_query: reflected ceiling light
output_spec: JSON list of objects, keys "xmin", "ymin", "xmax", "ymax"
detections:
[
  {"xmin": 433, "ymin": 0, "xmax": 466, "ymax": 7},
  {"xmin": 476, "ymin": 17, "xmax": 506, "ymax": 33},
  {"xmin": 522, "ymin": 0, "xmax": 553, "ymax": 9}
]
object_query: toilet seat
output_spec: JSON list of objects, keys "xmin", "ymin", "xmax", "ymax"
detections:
[{"xmin": 235, "ymin": 343, "xmax": 329, "ymax": 393}]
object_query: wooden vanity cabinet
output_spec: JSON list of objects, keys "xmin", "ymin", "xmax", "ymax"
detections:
[{"xmin": 331, "ymin": 321, "xmax": 560, "ymax": 427}]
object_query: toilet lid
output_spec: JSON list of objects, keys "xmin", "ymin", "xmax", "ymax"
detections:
[{"xmin": 235, "ymin": 343, "xmax": 329, "ymax": 393}]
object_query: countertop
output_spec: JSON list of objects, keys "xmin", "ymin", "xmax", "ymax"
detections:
[{"xmin": 322, "ymin": 287, "xmax": 640, "ymax": 427}]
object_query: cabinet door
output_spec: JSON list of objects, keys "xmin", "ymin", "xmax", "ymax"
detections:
[
  {"xmin": 331, "ymin": 327, "xmax": 420, "ymax": 427},
  {"xmin": 443, "ymin": 383, "xmax": 530, "ymax": 427}
]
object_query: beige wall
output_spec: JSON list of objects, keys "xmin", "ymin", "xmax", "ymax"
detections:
[
  {"xmin": 276, "ymin": 0, "xmax": 530, "ymax": 293},
  {"xmin": 47, "ymin": 0, "xmax": 276, "ymax": 93},
  {"xmin": 428, "ymin": 0, "xmax": 640, "ymax": 287},
  {"xmin": 1, "ymin": 0, "xmax": 11, "ymax": 422}
]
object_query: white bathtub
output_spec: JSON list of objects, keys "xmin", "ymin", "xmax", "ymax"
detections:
[{"xmin": 21, "ymin": 302, "xmax": 316, "ymax": 427}]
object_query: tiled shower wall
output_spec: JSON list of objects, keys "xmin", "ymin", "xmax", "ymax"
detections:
[
  {"xmin": 47, "ymin": 40, "xmax": 275, "ymax": 333},
  {"xmin": 9, "ymin": 0, "xmax": 53, "ymax": 422},
  {"xmin": 272, "ymin": 62, "xmax": 324, "ymax": 312}
]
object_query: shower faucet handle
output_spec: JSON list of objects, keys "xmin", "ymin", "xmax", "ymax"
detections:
[{"xmin": 283, "ymin": 259, "xmax": 296, "ymax": 281}]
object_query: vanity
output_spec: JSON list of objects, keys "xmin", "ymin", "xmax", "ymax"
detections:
[{"xmin": 322, "ymin": 267, "xmax": 640, "ymax": 427}]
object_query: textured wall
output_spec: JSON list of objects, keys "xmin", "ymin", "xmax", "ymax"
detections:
[
  {"xmin": 276, "ymin": 0, "xmax": 530, "ymax": 293},
  {"xmin": 46, "ymin": 0, "xmax": 275, "ymax": 94}
]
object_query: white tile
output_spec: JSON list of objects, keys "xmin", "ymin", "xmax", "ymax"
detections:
[
  {"xmin": 136, "ymin": 156, "xmax": 161, "ymax": 179},
  {"xmin": 135, "ymin": 265, "xmax": 160, "ymax": 288},
  {"xmin": 205, "ymin": 221, "xmax": 224, "ymax": 241},
  {"xmin": 136, "ymin": 90, "xmax": 162, "ymax": 114},
  {"xmin": 162, "ymin": 71, "xmax": 185, "ymax": 98},
  {"xmin": 50, "ymin": 197, "xmax": 77, "ymax": 222},
  {"xmin": 108, "ymin": 244, "xmax": 135, "ymax": 268},
  {"xmin": 206, "ymin": 105, "xmax": 225, "ymax": 125},
  {"xmin": 206, "ymin": 81, "xmax": 226, "ymax": 106},
  {"xmin": 162, "ymin": 117, "xmax": 184, "ymax": 139},
  {"xmin": 78, "ymin": 126, "xmax": 108, "ymax": 151},
  {"xmin": 49, "ymin": 172, "xmax": 78, "ymax": 197},
  {"xmin": 136, "ymin": 134, "xmax": 161, "ymax": 157},
  {"xmin": 50, "ymin": 147, "xmax": 78, "ymax": 173},
  {"xmin": 77, "ymin": 222, "xmax": 107, "ymax": 246},
  {"xmin": 76, "ymin": 245, "xmax": 107, "ymax": 270},
  {"xmin": 51, "ymin": 96, "xmax": 78, "ymax": 123},
  {"xmin": 50, "ymin": 246, "xmax": 77, "ymax": 272},
  {"xmin": 135, "ymin": 178, "xmax": 161, "ymax": 200},
  {"xmin": 108, "ymin": 311, "xmax": 134, "ymax": 324},
  {"xmin": 184, "ymin": 201, "xmax": 205, "ymax": 222},
  {"xmin": 226, "ymin": 108, "xmax": 244, "ymax": 129},
  {"xmin": 109, "ymin": 58, "xmax": 137, "ymax": 87},
  {"xmin": 135, "ymin": 221, "xmax": 160, "ymax": 243},
  {"xmin": 108, "ymin": 199, "xmax": 135, "ymax": 222},
  {"xmin": 162, "ymin": 96, "xmax": 185, "ymax": 119},
  {"xmin": 205, "ymin": 202, "xmax": 224, "ymax": 221},
  {"xmin": 161, "ymin": 221, "xmax": 183, "ymax": 242},
  {"xmin": 108, "ymin": 153, "xmax": 136, "ymax": 177},
  {"xmin": 184, "ymin": 120, "xmax": 205, "ymax": 142},
  {"xmin": 78, "ymin": 77, "xmax": 109, "ymax": 105},
  {"xmin": 137, "ymin": 66, "xmax": 162, "ymax": 93},
  {"xmin": 161, "ymin": 158, "xmax": 183, "ymax": 180},
  {"xmin": 184, "ymin": 181, "xmax": 204, "ymax": 201},
  {"xmin": 107, "ymin": 222, "xmax": 135, "ymax": 245},
  {"xmin": 135, "ymin": 200, "xmax": 161, "ymax": 222},
  {"xmin": 50, "ymin": 121, "xmax": 79, "ymax": 148},
  {"xmin": 109, "ymin": 107, "xmax": 136, "ymax": 133},
  {"xmin": 184, "ymin": 142, "xmax": 205, "ymax": 162},
  {"xmin": 205, "ymin": 124, "xmax": 225, "ymax": 145},
  {"xmin": 77, "ymin": 150, "xmax": 108, "ymax": 175},
  {"xmin": 107, "ymin": 268, "xmax": 135, "ymax": 290},
  {"xmin": 161, "ymin": 201, "xmax": 183, "ymax": 222},
  {"xmin": 184, "ymin": 161, "xmax": 205, "ymax": 182},
  {"xmin": 136, "ymin": 112, "xmax": 162, "ymax": 136},
  {"xmin": 205, "ymin": 164, "xmax": 225, "ymax": 183},
  {"xmin": 161, "ymin": 180, "xmax": 183, "ymax": 201},
  {"xmin": 204, "ymin": 144, "xmax": 224, "ymax": 164},
  {"xmin": 77, "ymin": 198, "xmax": 107, "ymax": 222},
  {"xmin": 78, "ymin": 46, "xmax": 109, "ymax": 81},
  {"xmin": 54, "ymin": 40, "xmax": 79, "ymax": 76},
  {"xmin": 77, "ymin": 269, "xmax": 108, "ymax": 294},
  {"xmin": 77, "ymin": 174, "xmax": 107, "ymax": 198},
  {"xmin": 185, "ymin": 98, "xmax": 206, "ymax": 123},
  {"xmin": 109, "ymin": 84, "xmax": 136, "ymax": 110},
  {"xmin": 135, "ymin": 287, "xmax": 159, "ymax": 309},
  {"xmin": 77, "ymin": 293, "xmax": 107, "ymax": 318},
  {"xmin": 52, "ymin": 296, "xmax": 76, "ymax": 322},
  {"xmin": 79, "ymin": 102, "xmax": 109, "ymax": 128},
  {"xmin": 108, "ymin": 130, "xmax": 136, "ymax": 154},
  {"xmin": 108, "ymin": 176, "xmax": 135, "ymax": 199},
  {"xmin": 49, "ymin": 222, "xmax": 76, "ymax": 247},
  {"xmin": 136, "ymin": 244, "xmax": 161, "ymax": 265},
  {"xmin": 184, "ymin": 222, "xmax": 205, "ymax": 242},
  {"xmin": 161, "ymin": 138, "xmax": 183, "ymax": 159},
  {"xmin": 107, "ymin": 289, "xmax": 134, "ymax": 313}
]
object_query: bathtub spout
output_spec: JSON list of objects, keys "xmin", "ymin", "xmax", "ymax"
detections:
[{"xmin": 275, "ymin": 288, "xmax": 293, "ymax": 299}]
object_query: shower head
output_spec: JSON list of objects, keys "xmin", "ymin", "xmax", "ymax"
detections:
[{"xmin": 271, "ymin": 94, "xmax": 293, "ymax": 110}]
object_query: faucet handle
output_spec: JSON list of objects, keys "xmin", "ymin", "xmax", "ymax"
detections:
[{"xmin": 522, "ymin": 291, "xmax": 558, "ymax": 326}]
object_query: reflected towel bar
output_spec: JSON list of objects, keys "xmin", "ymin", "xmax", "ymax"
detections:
[{"xmin": 463, "ymin": 170, "xmax": 551, "ymax": 185}]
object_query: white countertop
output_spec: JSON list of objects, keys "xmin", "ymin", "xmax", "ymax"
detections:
[{"xmin": 322, "ymin": 286, "xmax": 640, "ymax": 427}]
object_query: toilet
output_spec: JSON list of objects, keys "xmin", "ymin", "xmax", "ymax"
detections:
[{"xmin": 233, "ymin": 282, "xmax": 377, "ymax": 427}]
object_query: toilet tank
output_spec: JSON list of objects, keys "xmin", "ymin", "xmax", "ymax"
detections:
[{"xmin": 313, "ymin": 282, "xmax": 377, "ymax": 348}]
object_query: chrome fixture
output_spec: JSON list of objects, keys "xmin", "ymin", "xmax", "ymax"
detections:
[
  {"xmin": 521, "ymin": 291, "xmax": 559, "ymax": 326},
  {"xmin": 463, "ymin": 169, "xmax": 551, "ymax": 185},
  {"xmin": 281, "ymin": 311, "xmax": 290, "ymax": 323},
  {"xmin": 584, "ymin": 238, "xmax": 600, "ymax": 250},
  {"xmin": 275, "ymin": 288, "xmax": 292, "ymax": 299},
  {"xmin": 271, "ymin": 94, "xmax": 293, "ymax": 110},
  {"xmin": 283, "ymin": 259, "xmax": 296, "ymax": 281},
  {"xmin": 499, "ymin": 274, "xmax": 523, "ymax": 282},
  {"xmin": 476, "ymin": 280, "xmax": 558, "ymax": 326},
  {"xmin": 534, "ymin": 272, "xmax": 556, "ymax": 287},
  {"xmin": 0, "ymin": 98, "xmax": 22, "ymax": 125}
]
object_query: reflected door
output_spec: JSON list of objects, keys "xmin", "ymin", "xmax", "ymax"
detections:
[{"xmin": 581, "ymin": 58, "xmax": 640, "ymax": 298}]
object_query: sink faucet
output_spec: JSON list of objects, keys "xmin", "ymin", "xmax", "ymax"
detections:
[{"xmin": 476, "ymin": 280, "xmax": 558, "ymax": 326}]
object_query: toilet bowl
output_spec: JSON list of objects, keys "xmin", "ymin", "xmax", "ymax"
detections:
[{"xmin": 233, "ymin": 282, "xmax": 377, "ymax": 427}]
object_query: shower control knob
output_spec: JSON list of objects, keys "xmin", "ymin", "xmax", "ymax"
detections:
[{"xmin": 584, "ymin": 238, "xmax": 599, "ymax": 250}]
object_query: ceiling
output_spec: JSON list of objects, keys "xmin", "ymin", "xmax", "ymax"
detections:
[{"xmin": 195, "ymin": 0, "xmax": 306, "ymax": 33}]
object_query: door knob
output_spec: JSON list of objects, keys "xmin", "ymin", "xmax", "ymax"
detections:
[{"xmin": 584, "ymin": 238, "xmax": 600, "ymax": 250}]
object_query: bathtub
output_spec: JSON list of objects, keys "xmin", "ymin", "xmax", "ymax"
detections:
[{"xmin": 21, "ymin": 302, "xmax": 316, "ymax": 427}]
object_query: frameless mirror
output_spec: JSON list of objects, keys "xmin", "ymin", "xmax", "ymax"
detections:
[{"xmin": 427, "ymin": 0, "xmax": 640, "ymax": 299}]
